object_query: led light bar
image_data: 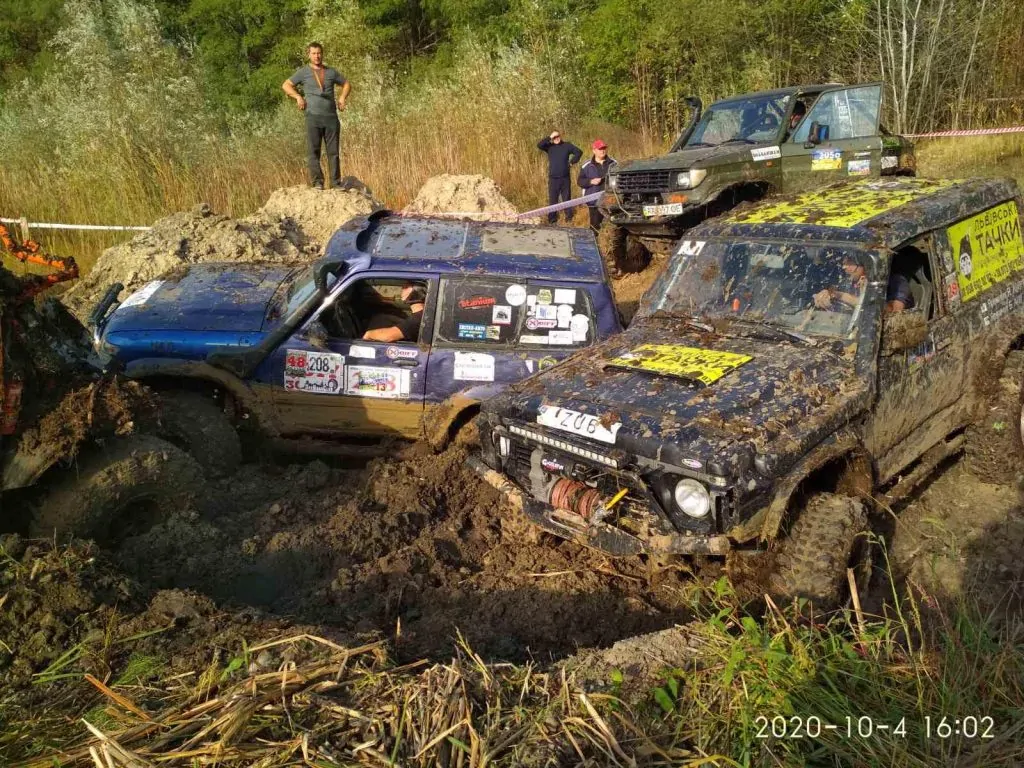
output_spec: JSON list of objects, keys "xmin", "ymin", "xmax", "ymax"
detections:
[{"xmin": 508, "ymin": 425, "xmax": 620, "ymax": 468}]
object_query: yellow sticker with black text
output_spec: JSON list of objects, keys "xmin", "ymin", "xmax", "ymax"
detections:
[
  {"xmin": 606, "ymin": 344, "xmax": 753, "ymax": 386},
  {"xmin": 948, "ymin": 200, "xmax": 1024, "ymax": 303}
]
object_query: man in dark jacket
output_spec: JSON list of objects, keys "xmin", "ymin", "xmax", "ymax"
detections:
[
  {"xmin": 577, "ymin": 139, "xmax": 616, "ymax": 231},
  {"xmin": 537, "ymin": 130, "xmax": 582, "ymax": 223}
]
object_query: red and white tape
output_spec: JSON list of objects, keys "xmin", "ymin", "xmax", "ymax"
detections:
[{"xmin": 905, "ymin": 125, "xmax": 1024, "ymax": 139}]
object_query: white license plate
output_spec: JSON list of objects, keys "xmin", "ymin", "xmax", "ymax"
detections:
[
  {"xmin": 536, "ymin": 405, "xmax": 621, "ymax": 444},
  {"xmin": 642, "ymin": 203, "xmax": 684, "ymax": 217}
]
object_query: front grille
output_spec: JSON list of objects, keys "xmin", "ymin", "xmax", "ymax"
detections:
[
  {"xmin": 615, "ymin": 169, "xmax": 674, "ymax": 193},
  {"xmin": 508, "ymin": 425, "xmax": 620, "ymax": 468}
]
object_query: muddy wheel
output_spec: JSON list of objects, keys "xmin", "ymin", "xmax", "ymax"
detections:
[
  {"xmin": 31, "ymin": 435, "xmax": 204, "ymax": 543},
  {"xmin": 157, "ymin": 390, "xmax": 241, "ymax": 477},
  {"xmin": 769, "ymin": 492, "xmax": 868, "ymax": 610},
  {"xmin": 965, "ymin": 350, "xmax": 1024, "ymax": 485},
  {"xmin": 596, "ymin": 220, "xmax": 626, "ymax": 277}
]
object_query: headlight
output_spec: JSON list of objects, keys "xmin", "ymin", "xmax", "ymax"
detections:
[
  {"xmin": 608, "ymin": 174, "xmax": 618, "ymax": 190},
  {"xmin": 673, "ymin": 478, "xmax": 711, "ymax": 518},
  {"xmin": 676, "ymin": 169, "xmax": 707, "ymax": 189}
]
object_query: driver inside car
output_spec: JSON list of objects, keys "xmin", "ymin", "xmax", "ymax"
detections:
[
  {"xmin": 813, "ymin": 254, "xmax": 913, "ymax": 313},
  {"xmin": 361, "ymin": 282, "xmax": 426, "ymax": 342}
]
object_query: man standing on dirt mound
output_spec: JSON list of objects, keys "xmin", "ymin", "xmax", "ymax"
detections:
[
  {"xmin": 282, "ymin": 42, "xmax": 351, "ymax": 190},
  {"xmin": 577, "ymin": 139, "xmax": 616, "ymax": 232},
  {"xmin": 537, "ymin": 130, "xmax": 582, "ymax": 224}
]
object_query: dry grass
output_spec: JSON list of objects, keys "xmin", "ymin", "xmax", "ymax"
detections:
[{"xmin": 916, "ymin": 134, "xmax": 1024, "ymax": 184}]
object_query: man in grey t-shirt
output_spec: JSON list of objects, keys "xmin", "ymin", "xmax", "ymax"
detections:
[{"xmin": 282, "ymin": 42, "xmax": 352, "ymax": 189}]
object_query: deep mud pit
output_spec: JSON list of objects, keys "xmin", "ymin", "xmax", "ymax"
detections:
[{"xmin": 110, "ymin": 444, "xmax": 698, "ymax": 663}]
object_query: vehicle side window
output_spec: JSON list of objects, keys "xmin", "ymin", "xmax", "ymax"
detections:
[
  {"xmin": 318, "ymin": 277, "xmax": 428, "ymax": 341},
  {"xmin": 888, "ymin": 237, "xmax": 937, "ymax": 319},
  {"xmin": 518, "ymin": 283, "xmax": 595, "ymax": 349},
  {"xmin": 791, "ymin": 85, "xmax": 882, "ymax": 143},
  {"xmin": 437, "ymin": 277, "xmax": 524, "ymax": 345}
]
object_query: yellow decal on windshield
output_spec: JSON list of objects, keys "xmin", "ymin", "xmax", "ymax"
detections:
[
  {"xmin": 726, "ymin": 178, "xmax": 959, "ymax": 229},
  {"xmin": 948, "ymin": 200, "xmax": 1024, "ymax": 303},
  {"xmin": 607, "ymin": 344, "xmax": 753, "ymax": 386}
]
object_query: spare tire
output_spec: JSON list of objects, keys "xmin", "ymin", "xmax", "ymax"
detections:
[
  {"xmin": 157, "ymin": 390, "xmax": 242, "ymax": 478},
  {"xmin": 31, "ymin": 435, "xmax": 204, "ymax": 543}
]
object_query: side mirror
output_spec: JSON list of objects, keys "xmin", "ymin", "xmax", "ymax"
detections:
[{"xmin": 880, "ymin": 310, "xmax": 928, "ymax": 355}]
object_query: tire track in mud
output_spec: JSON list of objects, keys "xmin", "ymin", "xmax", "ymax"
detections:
[{"xmin": 111, "ymin": 444, "xmax": 698, "ymax": 662}]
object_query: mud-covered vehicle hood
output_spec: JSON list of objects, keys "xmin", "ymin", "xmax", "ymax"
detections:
[
  {"xmin": 613, "ymin": 143, "xmax": 766, "ymax": 175},
  {"xmin": 104, "ymin": 263, "xmax": 294, "ymax": 334},
  {"xmin": 485, "ymin": 319, "xmax": 870, "ymax": 475}
]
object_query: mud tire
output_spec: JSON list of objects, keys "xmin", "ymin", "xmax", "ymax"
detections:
[
  {"xmin": 964, "ymin": 350, "xmax": 1024, "ymax": 485},
  {"xmin": 157, "ymin": 391, "xmax": 241, "ymax": 478},
  {"xmin": 596, "ymin": 220, "xmax": 626, "ymax": 277},
  {"xmin": 770, "ymin": 493, "xmax": 868, "ymax": 610},
  {"xmin": 31, "ymin": 435, "xmax": 204, "ymax": 542}
]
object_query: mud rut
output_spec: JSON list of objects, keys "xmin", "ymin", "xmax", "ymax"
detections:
[{"xmin": 107, "ymin": 443, "xmax": 700, "ymax": 663}]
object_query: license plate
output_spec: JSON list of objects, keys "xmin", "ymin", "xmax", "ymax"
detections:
[
  {"xmin": 642, "ymin": 203, "xmax": 684, "ymax": 217},
  {"xmin": 537, "ymin": 405, "xmax": 621, "ymax": 444}
]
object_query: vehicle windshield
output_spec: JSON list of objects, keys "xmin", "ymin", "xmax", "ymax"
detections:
[
  {"xmin": 641, "ymin": 240, "xmax": 870, "ymax": 338},
  {"xmin": 284, "ymin": 266, "xmax": 321, "ymax": 316},
  {"xmin": 684, "ymin": 94, "xmax": 790, "ymax": 148}
]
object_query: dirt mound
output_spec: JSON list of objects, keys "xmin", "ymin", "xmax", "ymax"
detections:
[
  {"xmin": 403, "ymin": 174, "xmax": 519, "ymax": 220},
  {"xmin": 256, "ymin": 183, "xmax": 382, "ymax": 247},
  {"xmin": 61, "ymin": 181, "xmax": 381, "ymax": 324}
]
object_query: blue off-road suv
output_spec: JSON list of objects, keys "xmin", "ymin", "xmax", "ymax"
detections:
[{"xmin": 91, "ymin": 212, "xmax": 622, "ymax": 476}]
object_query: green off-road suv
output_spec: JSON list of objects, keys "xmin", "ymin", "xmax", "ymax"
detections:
[
  {"xmin": 599, "ymin": 83, "xmax": 915, "ymax": 273},
  {"xmin": 479, "ymin": 177, "xmax": 1024, "ymax": 607}
]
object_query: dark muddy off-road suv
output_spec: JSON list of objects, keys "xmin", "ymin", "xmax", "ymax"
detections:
[
  {"xmin": 480, "ymin": 177, "xmax": 1024, "ymax": 606},
  {"xmin": 600, "ymin": 83, "xmax": 915, "ymax": 274}
]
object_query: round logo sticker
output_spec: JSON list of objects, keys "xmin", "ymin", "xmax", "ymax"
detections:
[{"xmin": 505, "ymin": 284, "xmax": 527, "ymax": 306}]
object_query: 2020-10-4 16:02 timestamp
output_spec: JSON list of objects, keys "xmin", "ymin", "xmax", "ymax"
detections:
[{"xmin": 755, "ymin": 715, "xmax": 996, "ymax": 739}]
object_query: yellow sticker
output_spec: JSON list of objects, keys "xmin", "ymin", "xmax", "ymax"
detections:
[
  {"xmin": 606, "ymin": 344, "xmax": 753, "ymax": 386},
  {"xmin": 947, "ymin": 200, "xmax": 1024, "ymax": 303},
  {"xmin": 725, "ymin": 178, "xmax": 959, "ymax": 229}
]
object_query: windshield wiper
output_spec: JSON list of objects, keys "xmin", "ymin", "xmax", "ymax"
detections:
[
  {"xmin": 720, "ymin": 137, "xmax": 755, "ymax": 145},
  {"xmin": 646, "ymin": 313, "xmax": 715, "ymax": 333},
  {"xmin": 729, "ymin": 317, "xmax": 817, "ymax": 346},
  {"xmin": 684, "ymin": 141, "xmax": 714, "ymax": 148}
]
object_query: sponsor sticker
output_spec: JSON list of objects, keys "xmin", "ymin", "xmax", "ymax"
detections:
[
  {"xmin": 847, "ymin": 159, "xmax": 871, "ymax": 176},
  {"xmin": 492, "ymin": 305, "xmax": 512, "ymax": 325},
  {"xmin": 556, "ymin": 304, "xmax": 573, "ymax": 328},
  {"xmin": 505, "ymin": 284, "xmax": 527, "ymax": 306},
  {"xmin": 526, "ymin": 317, "xmax": 557, "ymax": 330},
  {"xmin": 385, "ymin": 346, "xmax": 418, "ymax": 360},
  {"xmin": 677, "ymin": 240, "xmax": 705, "ymax": 256},
  {"xmin": 541, "ymin": 457, "xmax": 565, "ymax": 473},
  {"xmin": 485, "ymin": 325, "xmax": 501, "ymax": 340},
  {"xmin": 570, "ymin": 314, "xmax": 590, "ymax": 342},
  {"xmin": 519, "ymin": 335, "xmax": 548, "ymax": 345},
  {"xmin": 535, "ymin": 304, "xmax": 557, "ymax": 321},
  {"xmin": 682, "ymin": 457, "xmax": 703, "ymax": 470},
  {"xmin": 811, "ymin": 149, "xmax": 843, "ymax": 171},
  {"xmin": 750, "ymin": 146, "xmax": 781, "ymax": 162},
  {"xmin": 284, "ymin": 349, "xmax": 344, "ymax": 394},
  {"xmin": 606, "ymin": 344, "xmax": 753, "ymax": 386},
  {"xmin": 348, "ymin": 344, "xmax": 376, "ymax": 359},
  {"xmin": 538, "ymin": 356, "xmax": 558, "ymax": 370},
  {"xmin": 880, "ymin": 155, "xmax": 899, "ymax": 169},
  {"xmin": 457, "ymin": 323, "xmax": 487, "ymax": 340},
  {"xmin": 459, "ymin": 295, "xmax": 496, "ymax": 310},
  {"xmin": 537, "ymin": 289, "xmax": 553, "ymax": 305},
  {"xmin": 548, "ymin": 330, "xmax": 573, "ymax": 345},
  {"xmin": 453, "ymin": 351, "xmax": 495, "ymax": 382},
  {"xmin": 553, "ymin": 288, "xmax": 577, "ymax": 305},
  {"xmin": 345, "ymin": 365, "xmax": 410, "ymax": 399},
  {"xmin": 120, "ymin": 280, "xmax": 164, "ymax": 308},
  {"xmin": 947, "ymin": 200, "xmax": 1024, "ymax": 303}
]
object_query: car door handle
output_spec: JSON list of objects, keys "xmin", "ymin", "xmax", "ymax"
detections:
[{"xmin": 391, "ymin": 358, "xmax": 418, "ymax": 368}]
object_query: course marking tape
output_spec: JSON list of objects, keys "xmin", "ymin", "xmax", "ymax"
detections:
[
  {"xmin": 905, "ymin": 125, "xmax": 1024, "ymax": 138},
  {"xmin": 0, "ymin": 218, "xmax": 151, "ymax": 232}
]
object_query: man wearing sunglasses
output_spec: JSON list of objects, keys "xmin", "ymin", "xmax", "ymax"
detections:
[{"xmin": 537, "ymin": 130, "xmax": 582, "ymax": 224}]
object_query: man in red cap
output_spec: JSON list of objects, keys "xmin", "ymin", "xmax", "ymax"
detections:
[{"xmin": 577, "ymin": 139, "xmax": 617, "ymax": 231}]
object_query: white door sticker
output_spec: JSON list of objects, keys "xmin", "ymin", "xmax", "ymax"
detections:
[
  {"xmin": 344, "ymin": 365, "xmax": 410, "ymax": 399},
  {"xmin": 537, "ymin": 405, "xmax": 621, "ymax": 444},
  {"xmin": 453, "ymin": 351, "xmax": 495, "ymax": 382},
  {"xmin": 553, "ymin": 288, "xmax": 577, "ymax": 305},
  {"xmin": 119, "ymin": 280, "xmax": 164, "ymax": 308},
  {"xmin": 750, "ymin": 146, "xmax": 782, "ymax": 162},
  {"xmin": 549, "ymin": 330, "xmax": 573, "ymax": 345},
  {"xmin": 492, "ymin": 305, "xmax": 512, "ymax": 325},
  {"xmin": 505, "ymin": 284, "xmax": 527, "ymax": 306},
  {"xmin": 556, "ymin": 304, "xmax": 573, "ymax": 328},
  {"xmin": 570, "ymin": 314, "xmax": 590, "ymax": 342},
  {"xmin": 348, "ymin": 344, "xmax": 376, "ymax": 359}
]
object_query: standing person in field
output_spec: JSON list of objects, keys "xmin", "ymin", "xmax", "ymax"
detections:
[
  {"xmin": 282, "ymin": 42, "xmax": 351, "ymax": 190},
  {"xmin": 537, "ymin": 130, "xmax": 582, "ymax": 224},
  {"xmin": 577, "ymin": 139, "xmax": 616, "ymax": 232}
]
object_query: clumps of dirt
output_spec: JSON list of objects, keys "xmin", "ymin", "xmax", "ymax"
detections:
[
  {"xmin": 403, "ymin": 174, "xmax": 519, "ymax": 221},
  {"xmin": 0, "ymin": 535, "xmax": 143, "ymax": 686},
  {"xmin": 61, "ymin": 181, "xmax": 381, "ymax": 323},
  {"xmin": 611, "ymin": 253, "xmax": 668, "ymax": 324},
  {"xmin": 256, "ymin": 183, "xmax": 382, "ymax": 248},
  {"xmin": 113, "ymin": 445, "xmax": 696, "ymax": 663}
]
